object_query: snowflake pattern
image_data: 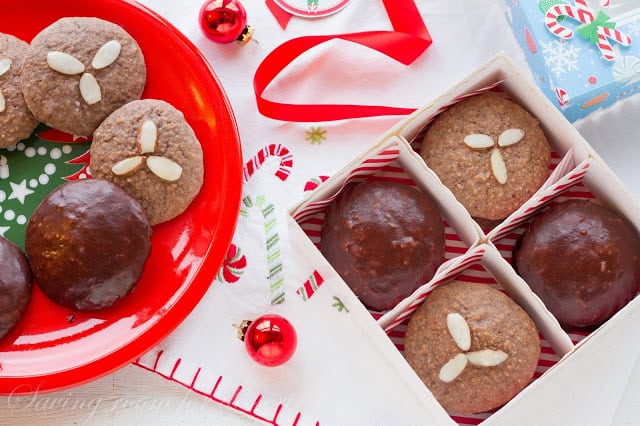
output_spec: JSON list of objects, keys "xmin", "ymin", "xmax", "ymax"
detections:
[
  {"xmin": 305, "ymin": 126, "xmax": 327, "ymax": 144},
  {"xmin": 626, "ymin": 21, "xmax": 640, "ymax": 38},
  {"xmin": 541, "ymin": 39, "xmax": 581, "ymax": 78}
]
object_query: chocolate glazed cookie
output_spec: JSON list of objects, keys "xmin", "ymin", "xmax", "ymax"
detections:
[
  {"xmin": 0, "ymin": 236, "xmax": 32, "ymax": 340},
  {"xmin": 26, "ymin": 179, "xmax": 151, "ymax": 312},
  {"xmin": 320, "ymin": 180, "xmax": 445, "ymax": 311},
  {"xmin": 514, "ymin": 199, "xmax": 640, "ymax": 329}
]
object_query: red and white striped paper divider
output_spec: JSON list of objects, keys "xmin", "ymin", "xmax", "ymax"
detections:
[
  {"xmin": 292, "ymin": 141, "xmax": 401, "ymax": 226},
  {"xmin": 379, "ymin": 245, "xmax": 487, "ymax": 332},
  {"xmin": 487, "ymin": 154, "xmax": 590, "ymax": 243}
]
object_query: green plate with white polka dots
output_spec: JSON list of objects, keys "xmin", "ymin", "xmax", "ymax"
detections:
[{"xmin": 0, "ymin": 124, "xmax": 91, "ymax": 250}]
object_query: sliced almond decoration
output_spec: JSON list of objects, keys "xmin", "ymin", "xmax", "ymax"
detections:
[
  {"xmin": 446, "ymin": 313, "xmax": 471, "ymax": 351},
  {"xmin": 439, "ymin": 353, "xmax": 468, "ymax": 383},
  {"xmin": 0, "ymin": 57, "xmax": 12, "ymax": 76},
  {"xmin": 112, "ymin": 156, "xmax": 144, "ymax": 176},
  {"xmin": 498, "ymin": 128, "xmax": 525, "ymax": 147},
  {"xmin": 0, "ymin": 91, "xmax": 5, "ymax": 113},
  {"xmin": 147, "ymin": 156, "xmax": 182, "ymax": 182},
  {"xmin": 138, "ymin": 120, "xmax": 157, "ymax": 154},
  {"xmin": 466, "ymin": 349, "xmax": 508, "ymax": 367},
  {"xmin": 91, "ymin": 40, "xmax": 122, "ymax": 70},
  {"xmin": 490, "ymin": 148, "xmax": 507, "ymax": 184},
  {"xmin": 79, "ymin": 73, "xmax": 101, "ymax": 105},
  {"xmin": 463, "ymin": 133, "xmax": 494, "ymax": 149},
  {"xmin": 47, "ymin": 51, "xmax": 85, "ymax": 75}
]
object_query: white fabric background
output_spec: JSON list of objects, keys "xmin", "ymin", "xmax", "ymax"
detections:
[{"xmin": 128, "ymin": 0, "xmax": 640, "ymax": 424}]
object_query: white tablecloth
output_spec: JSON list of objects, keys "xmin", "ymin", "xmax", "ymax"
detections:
[{"xmin": 3, "ymin": 0, "xmax": 640, "ymax": 424}]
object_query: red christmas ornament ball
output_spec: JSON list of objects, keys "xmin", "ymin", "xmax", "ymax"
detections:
[
  {"xmin": 240, "ymin": 314, "xmax": 297, "ymax": 367},
  {"xmin": 199, "ymin": 0, "xmax": 254, "ymax": 44}
]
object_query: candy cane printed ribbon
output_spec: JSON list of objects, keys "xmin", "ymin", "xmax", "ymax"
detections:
[
  {"xmin": 255, "ymin": 0, "xmax": 431, "ymax": 121},
  {"xmin": 240, "ymin": 195, "xmax": 286, "ymax": 305},
  {"xmin": 544, "ymin": 0, "xmax": 631, "ymax": 61}
]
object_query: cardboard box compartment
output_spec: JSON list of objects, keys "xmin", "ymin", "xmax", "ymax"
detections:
[
  {"xmin": 505, "ymin": 0, "xmax": 640, "ymax": 122},
  {"xmin": 289, "ymin": 54, "xmax": 640, "ymax": 424}
]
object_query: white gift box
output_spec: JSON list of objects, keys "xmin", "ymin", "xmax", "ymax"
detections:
[{"xmin": 289, "ymin": 53, "xmax": 640, "ymax": 424}]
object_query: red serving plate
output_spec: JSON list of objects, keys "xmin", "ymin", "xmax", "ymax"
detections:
[{"xmin": 0, "ymin": 0, "xmax": 242, "ymax": 393}]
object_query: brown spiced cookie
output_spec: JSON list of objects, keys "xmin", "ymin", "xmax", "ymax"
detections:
[
  {"xmin": 21, "ymin": 17, "xmax": 146, "ymax": 137},
  {"xmin": 420, "ymin": 93, "xmax": 551, "ymax": 221},
  {"xmin": 514, "ymin": 199, "xmax": 640, "ymax": 329},
  {"xmin": 0, "ymin": 33, "xmax": 38, "ymax": 147},
  {"xmin": 404, "ymin": 280, "xmax": 540, "ymax": 414},
  {"xmin": 90, "ymin": 99, "xmax": 204, "ymax": 225},
  {"xmin": 320, "ymin": 180, "xmax": 445, "ymax": 312},
  {"xmin": 0, "ymin": 236, "xmax": 32, "ymax": 340},
  {"xmin": 25, "ymin": 179, "xmax": 151, "ymax": 312}
]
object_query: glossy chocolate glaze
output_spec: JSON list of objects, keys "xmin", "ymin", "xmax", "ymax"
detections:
[
  {"xmin": 514, "ymin": 199, "xmax": 640, "ymax": 328},
  {"xmin": 320, "ymin": 181, "xmax": 445, "ymax": 311},
  {"xmin": 0, "ymin": 236, "xmax": 32, "ymax": 339},
  {"xmin": 26, "ymin": 179, "xmax": 151, "ymax": 312}
]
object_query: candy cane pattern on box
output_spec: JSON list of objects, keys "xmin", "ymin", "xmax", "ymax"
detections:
[
  {"xmin": 544, "ymin": 0, "xmax": 631, "ymax": 61},
  {"xmin": 244, "ymin": 143, "xmax": 293, "ymax": 182},
  {"xmin": 240, "ymin": 195, "xmax": 286, "ymax": 305}
]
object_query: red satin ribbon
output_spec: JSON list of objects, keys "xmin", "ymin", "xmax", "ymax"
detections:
[{"xmin": 255, "ymin": 0, "xmax": 431, "ymax": 122}]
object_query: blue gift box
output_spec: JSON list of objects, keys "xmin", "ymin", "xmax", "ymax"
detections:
[{"xmin": 505, "ymin": 0, "xmax": 640, "ymax": 122}]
